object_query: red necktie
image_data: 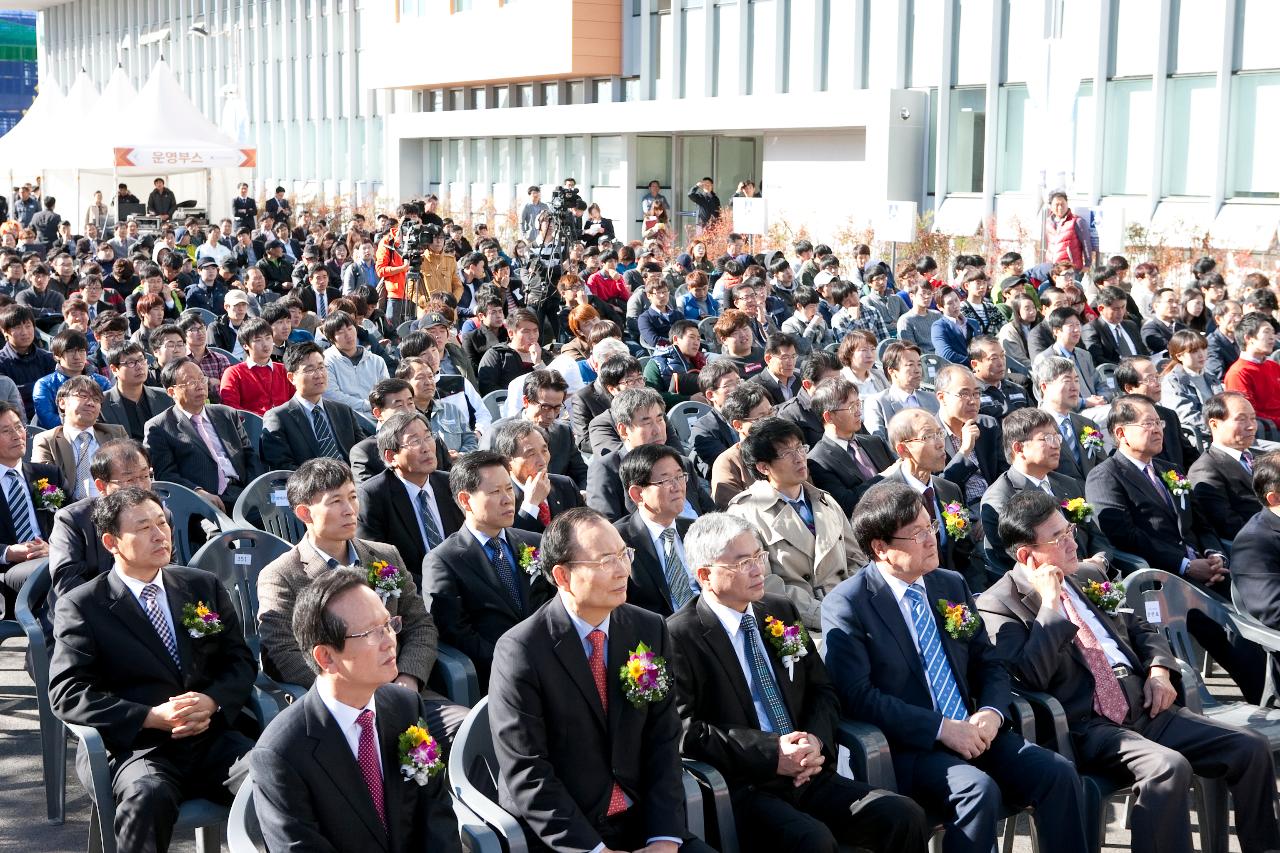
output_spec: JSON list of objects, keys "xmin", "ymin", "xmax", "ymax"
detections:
[
  {"xmin": 356, "ymin": 709, "xmax": 387, "ymax": 830},
  {"xmin": 588, "ymin": 630, "xmax": 628, "ymax": 816},
  {"xmin": 538, "ymin": 501, "xmax": 551, "ymax": 527},
  {"xmin": 1059, "ymin": 592, "xmax": 1129, "ymax": 724}
]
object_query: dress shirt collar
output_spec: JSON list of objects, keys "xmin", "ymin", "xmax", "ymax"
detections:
[
  {"xmin": 640, "ymin": 512, "xmax": 679, "ymax": 547},
  {"xmin": 1211, "ymin": 443, "xmax": 1244, "ymax": 462},
  {"xmin": 466, "ymin": 521, "xmax": 506, "ymax": 551},
  {"xmin": 63, "ymin": 423, "xmax": 92, "ymax": 445},
  {"xmin": 704, "ymin": 594, "xmax": 752, "ymax": 638},
  {"xmin": 114, "ymin": 563, "xmax": 166, "ymax": 598},
  {"xmin": 874, "ymin": 563, "xmax": 921, "ymax": 608},
  {"xmin": 399, "ymin": 473, "xmax": 431, "ymax": 502},
  {"xmin": 173, "ymin": 403, "xmax": 208, "ymax": 423},
  {"xmin": 306, "ymin": 537, "xmax": 358, "ymax": 568},
  {"xmin": 295, "ymin": 395, "xmax": 324, "ymax": 415},
  {"xmin": 318, "ymin": 689, "xmax": 376, "ymax": 737},
  {"xmin": 1117, "ymin": 448, "xmax": 1155, "ymax": 475},
  {"xmin": 560, "ymin": 591, "xmax": 611, "ymax": 643}
]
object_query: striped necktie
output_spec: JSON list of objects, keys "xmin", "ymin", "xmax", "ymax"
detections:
[
  {"xmin": 661, "ymin": 528, "xmax": 693, "ymax": 610},
  {"xmin": 740, "ymin": 612, "xmax": 794, "ymax": 734},
  {"xmin": 6, "ymin": 469, "xmax": 34, "ymax": 544},
  {"xmin": 904, "ymin": 584, "xmax": 967, "ymax": 721},
  {"xmin": 310, "ymin": 405, "xmax": 343, "ymax": 460}
]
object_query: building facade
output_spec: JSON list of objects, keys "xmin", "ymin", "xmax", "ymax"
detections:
[
  {"xmin": 32, "ymin": 0, "xmax": 1280, "ymax": 252},
  {"xmin": 0, "ymin": 12, "xmax": 37, "ymax": 137}
]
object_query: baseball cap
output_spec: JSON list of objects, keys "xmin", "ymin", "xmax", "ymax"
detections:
[
  {"xmin": 224, "ymin": 289, "xmax": 250, "ymax": 306},
  {"xmin": 422, "ymin": 312, "xmax": 450, "ymax": 329},
  {"xmin": 197, "ymin": 257, "xmax": 218, "ymax": 269},
  {"xmin": 265, "ymin": 239, "xmax": 285, "ymax": 252}
]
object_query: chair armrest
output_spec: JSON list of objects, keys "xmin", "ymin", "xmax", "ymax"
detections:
[
  {"xmin": 1008, "ymin": 695, "xmax": 1036, "ymax": 742},
  {"xmin": 1109, "ymin": 549, "xmax": 1151, "ymax": 577},
  {"xmin": 453, "ymin": 802, "xmax": 505, "ymax": 853},
  {"xmin": 681, "ymin": 759, "xmax": 736, "ymax": 853},
  {"xmin": 14, "ymin": 559, "xmax": 49, "ymax": 675},
  {"xmin": 1175, "ymin": 658, "xmax": 1207, "ymax": 714},
  {"xmin": 63, "ymin": 721, "xmax": 116, "ymax": 830},
  {"xmin": 1011, "ymin": 688, "xmax": 1075, "ymax": 760},
  {"xmin": 835, "ymin": 719, "xmax": 896, "ymax": 790},
  {"xmin": 430, "ymin": 643, "xmax": 481, "ymax": 708}
]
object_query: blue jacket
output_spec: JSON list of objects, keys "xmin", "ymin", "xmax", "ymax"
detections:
[
  {"xmin": 32, "ymin": 369, "xmax": 113, "ymax": 428},
  {"xmin": 637, "ymin": 306, "xmax": 679, "ymax": 349},
  {"xmin": 931, "ymin": 315, "xmax": 982, "ymax": 364},
  {"xmin": 680, "ymin": 293, "xmax": 720, "ymax": 321},
  {"xmin": 0, "ymin": 343, "xmax": 55, "ymax": 417}
]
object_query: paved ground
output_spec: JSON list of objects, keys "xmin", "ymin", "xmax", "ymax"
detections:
[{"xmin": 0, "ymin": 637, "xmax": 1252, "ymax": 852}]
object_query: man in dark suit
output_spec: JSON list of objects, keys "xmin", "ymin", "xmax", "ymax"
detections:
[
  {"xmin": 1187, "ymin": 391, "xmax": 1260, "ymax": 540},
  {"xmin": 1233, "ymin": 452, "xmax": 1280, "ymax": 634},
  {"xmin": 481, "ymin": 368, "xmax": 588, "ymax": 482},
  {"xmin": 690, "ymin": 360, "xmax": 743, "ymax": 478},
  {"xmin": 348, "ymin": 377, "xmax": 415, "ymax": 483},
  {"xmin": 570, "ymin": 358, "xmax": 635, "ymax": 455},
  {"xmin": 881, "ymin": 407, "xmax": 984, "ymax": 589},
  {"xmin": 822, "ymin": 481, "xmax": 1088, "ymax": 853},
  {"xmin": 934, "ymin": 364, "xmax": 1006, "ymax": 511},
  {"xmin": 669, "ymin": 510, "xmax": 930, "ymax": 851},
  {"xmin": 585, "ymin": 388, "xmax": 714, "ymax": 522},
  {"xmin": 488, "ymin": 507, "xmax": 714, "ymax": 853},
  {"xmin": 490, "ymin": 419, "xmax": 581, "ymax": 535},
  {"xmin": 775, "ymin": 350, "xmax": 841, "ymax": 447},
  {"xmin": 1114, "ymin": 356, "xmax": 1199, "ymax": 471},
  {"xmin": 0, "ymin": 399, "xmax": 61, "ymax": 617},
  {"xmin": 1035, "ymin": 355, "xmax": 1105, "ymax": 485},
  {"xmin": 49, "ymin": 488, "xmax": 256, "ymax": 853},
  {"xmin": 143, "ymin": 358, "xmax": 260, "ymax": 514},
  {"xmin": 251, "ymin": 568, "xmax": 462, "ymax": 853},
  {"xmin": 980, "ymin": 407, "xmax": 1113, "ymax": 575},
  {"xmin": 356, "ymin": 410, "xmax": 463, "ymax": 584},
  {"xmin": 1082, "ymin": 285, "xmax": 1148, "ymax": 366},
  {"xmin": 806, "ymin": 376, "xmax": 894, "ymax": 516},
  {"xmin": 1203, "ymin": 302, "xmax": 1241, "ymax": 384},
  {"xmin": 585, "ymin": 406, "xmax": 685, "ymax": 458},
  {"xmin": 45, "ymin": 439, "xmax": 153, "ymax": 643},
  {"xmin": 261, "ymin": 341, "xmax": 368, "ymax": 471},
  {"xmin": 754, "ymin": 333, "xmax": 803, "ymax": 406},
  {"xmin": 613, "ymin": 445, "xmax": 700, "ymax": 617},
  {"xmin": 100, "ymin": 342, "xmax": 174, "ymax": 442},
  {"xmin": 420, "ymin": 451, "xmax": 552, "ymax": 688},
  {"xmin": 981, "ymin": 490, "xmax": 1280, "ymax": 853},
  {"xmin": 1140, "ymin": 288, "xmax": 1187, "ymax": 354},
  {"xmin": 298, "ymin": 265, "xmax": 342, "ymax": 318}
]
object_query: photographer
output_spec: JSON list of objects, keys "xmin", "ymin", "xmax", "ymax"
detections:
[{"xmin": 375, "ymin": 216, "xmax": 411, "ymax": 325}]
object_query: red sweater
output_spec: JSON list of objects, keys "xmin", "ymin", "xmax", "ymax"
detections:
[
  {"xmin": 1224, "ymin": 357, "xmax": 1280, "ymax": 423},
  {"xmin": 219, "ymin": 360, "xmax": 293, "ymax": 416}
]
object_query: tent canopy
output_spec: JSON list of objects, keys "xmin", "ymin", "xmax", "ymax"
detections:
[{"xmin": 0, "ymin": 75, "xmax": 64, "ymax": 176}]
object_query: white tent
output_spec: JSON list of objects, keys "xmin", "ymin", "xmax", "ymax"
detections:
[{"xmin": 0, "ymin": 75, "xmax": 64, "ymax": 182}]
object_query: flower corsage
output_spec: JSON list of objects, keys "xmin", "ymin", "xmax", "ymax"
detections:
[
  {"xmin": 518, "ymin": 543, "xmax": 543, "ymax": 577},
  {"xmin": 398, "ymin": 722, "xmax": 444, "ymax": 785},
  {"xmin": 1060, "ymin": 497, "xmax": 1094, "ymax": 524},
  {"xmin": 33, "ymin": 478, "xmax": 65, "ymax": 511},
  {"xmin": 367, "ymin": 560, "xmax": 405, "ymax": 603},
  {"xmin": 1079, "ymin": 426, "xmax": 1104, "ymax": 457},
  {"xmin": 763, "ymin": 615, "xmax": 810, "ymax": 681},
  {"xmin": 1161, "ymin": 469, "xmax": 1191, "ymax": 510},
  {"xmin": 181, "ymin": 601, "xmax": 224, "ymax": 638},
  {"xmin": 936, "ymin": 599, "xmax": 981, "ymax": 641},
  {"xmin": 1080, "ymin": 579, "xmax": 1125, "ymax": 614},
  {"xmin": 941, "ymin": 502, "xmax": 971, "ymax": 539},
  {"xmin": 619, "ymin": 642, "xmax": 671, "ymax": 708}
]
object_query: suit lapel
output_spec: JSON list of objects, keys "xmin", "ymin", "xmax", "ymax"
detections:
[
  {"xmin": 105, "ymin": 569, "xmax": 182, "ymax": 679},
  {"xmin": 386, "ymin": 477, "xmax": 422, "ymax": 546},
  {"xmin": 461, "ymin": 533, "xmax": 522, "ymax": 618},
  {"xmin": 162, "ymin": 569, "xmax": 197, "ymax": 682},
  {"xmin": 695, "ymin": 597, "xmax": 758, "ymax": 722},
  {"xmin": 50, "ymin": 433, "xmax": 75, "ymax": 485},
  {"xmin": 548, "ymin": 598, "xmax": 606, "ymax": 730},
  {"xmin": 174, "ymin": 409, "xmax": 215, "ymax": 463},
  {"xmin": 627, "ymin": 514, "xmax": 671, "ymax": 610},
  {"xmin": 302, "ymin": 690, "xmax": 390, "ymax": 849},
  {"xmin": 1118, "ymin": 457, "xmax": 1177, "ymax": 522},
  {"xmin": 865, "ymin": 567, "xmax": 927, "ymax": 686},
  {"xmin": 289, "ymin": 400, "xmax": 322, "ymax": 457}
]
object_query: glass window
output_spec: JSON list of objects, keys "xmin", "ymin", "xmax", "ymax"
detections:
[
  {"xmin": 542, "ymin": 82, "xmax": 560, "ymax": 106},
  {"xmin": 623, "ymin": 78, "xmax": 640, "ymax": 101},
  {"xmin": 427, "ymin": 140, "xmax": 443, "ymax": 184},
  {"xmin": 495, "ymin": 138, "xmax": 511, "ymax": 183},
  {"xmin": 1103, "ymin": 77, "xmax": 1154, "ymax": 194},
  {"xmin": 566, "ymin": 136, "xmax": 585, "ymax": 184},
  {"xmin": 452, "ymin": 0, "xmax": 471, "ymax": 11},
  {"xmin": 637, "ymin": 136, "xmax": 673, "ymax": 188},
  {"xmin": 567, "ymin": 80, "xmax": 586, "ymax": 105},
  {"xmin": 472, "ymin": 88, "xmax": 486, "ymax": 109},
  {"xmin": 717, "ymin": 2, "xmax": 740, "ymax": 96},
  {"xmin": 430, "ymin": 90, "xmax": 443, "ymax": 112},
  {"xmin": 1002, "ymin": 0, "xmax": 1042, "ymax": 84},
  {"xmin": 594, "ymin": 79, "xmax": 613, "ymax": 103},
  {"xmin": 592, "ymin": 136, "xmax": 624, "ymax": 187},
  {"xmin": 541, "ymin": 137, "xmax": 562, "ymax": 186},
  {"xmin": 448, "ymin": 89, "xmax": 464, "ymax": 111},
  {"xmin": 470, "ymin": 138, "xmax": 489, "ymax": 183},
  {"xmin": 495, "ymin": 87, "xmax": 510, "ymax": 109},
  {"xmin": 1162, "ymin": 75, "xmax": 1216, "ymax": 196},
  {"xmin": 953, "ymin": 0, "xmax": 994, "ymax": 87},
  {"xmin": 749, "ymin": 0, "xmax": 776, "ymax": 95},
  {"xmin": 947, "ymin": 87, "xmax": 987, "ymax": 193},
  {"xmin": 1228, "ymin": 72, "xmax": 1280, "ymax": 197},
  {"xmin": 448, "ymin": 139, "xmax": 464, "ymax": 184},
  {"xmin": 927, "ymin": 88, "xmax": 939, "ymax": 191},
  {"xmin": 1111, "ymin": 0, "xmax": 1159, "ymax": 78},
  {"xmin": 518, "ymin": 85, "xmax": 534, "ymax": 107},
  {"xmin": 1073, "ymin": 81, "xmax": 1096, "ymax": 194},
  {"xmin": 1171, "ymin": 0, "xmax": 1223, "ymax": 74},
  {"xmin": 997, "ymin": 85, "xmax": 1029, "ymax": 192},
  {"xmin": 519, "ymin": 138, "xmax": 537, "ymax": 186},
  {"xmin": 1237, "ymin": 0, "xmax": 1280, "ymax": 71}
]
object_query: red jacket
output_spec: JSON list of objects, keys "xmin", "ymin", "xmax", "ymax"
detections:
[
  {"xmin": 1045, "ymin": 210, "xmax": 1094, "ymax": 270},
  {"xmin": 1224, "ymin": 357, "xmax": 1280, "ymax": 423},
  {"xmin": 219, "ymin": 360, "xmax": 293, "ymax": 416}
]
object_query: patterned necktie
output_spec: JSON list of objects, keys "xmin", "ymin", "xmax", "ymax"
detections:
[
  {"xmin": 140, "ymin": 583, "xmax": 180, "ymax": 667},
  {"xmin": 6, "ymin": 470, "xmax": 33, "ymax": 544},
  {"xmin": 73, "ymin": 431, "xmax": 94, "ymax": 501},
  {"xmin": 537, "ymin": 501, "xmax": 551, "ymax": 527},
  {"xmin": 310, "ymin": 405, "xmax": 343, "ymax": 460},
  {"xmin": 355, "ymin": 709, "xmax": 387, "ymax": 829},
  {"xmin": 587, "ymin": 630, "xmax": 629, "ymax": 816},
  {"xmin": 1061, "ymin": 418, "xmax": 1081, "ymax": 467},
  {"xmin": 192, "ymin": 413, "xmax": 230, "ymax": 493},
  {"xmin": 660, "ymin": 528, "xmax": 694, "ymax": 610},
  {"xmin": 921, "ymin": 484, "xmax": 946, "ymax": 546},
  {"xmin": 903, "ymin": 585, "xmax": 967, "ymax": 721},
  {"xmin": 1243, "ymin": 450, "xmax": 1254, "ymax": 475},
  {"xmin": 486, "ymin": 539, "xmax": 524, "ymax": 609},
  {"xmin": 1114, "ymin": 324, "xmax": 1134, "ymax": 357},
  {"xmin": 905, "ymin": 392, "xmax": 919, "ymax": 408},
  {"xmin": 415, "ymin": 489, "xmax": 443, "ymax": 549},
  {"xmin": 739, "ymin": 612, "xmax": 794, "ymax": 734},
  {"xmin": 785, "ymin": 496, "xmax": 815, "ymax": 534},
  {"xmin": 847, "ymin": 440, "xmax": 876, "ymax": 479},
  {"xmin": 947, "ymin": 433, "xmax": 989, "ymax": 506},
  {"xmin": 1059, "ymin": 591, "xmax": 1129, "ymax": 724}
]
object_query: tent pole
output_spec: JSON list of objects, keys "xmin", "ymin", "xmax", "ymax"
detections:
[{"xmin": 206, "ymin": 168, "xmax": 212, "ymax": 226}]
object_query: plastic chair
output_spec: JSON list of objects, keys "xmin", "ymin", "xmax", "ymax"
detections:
[
  {"xmin": 188, "ymin": 307, "xmax": 218, "ymax": 326},
  {"xmin": 1095, "ymin": 362, "xmax": 1118, "ymax": 394},
  {"xmin": 14, "ymin": 559, "xmax": 63, "ymax": 824},
  {"xmin": 209, "ymin": 346, "xmax": 242, "ymax": 366},
  {"xmin": 232, "ymin": 471, "xmax": 306, "ymax": 545},
  {"xmin": 430, "ymin": 643, "xmax": 482, "ymax": 708},
  {"xmin": 150, "ymin": 480, "xmax": 233, "ymax": 564},
  {"xmin": 666, "ymin": 400, "xmax": 711, "ymax": 454},
  {"xmin": 354, "ymin": 412, "xmax": 377, "ymax": 436},
  {"xmin": 188, "ymin": 529, "xmax": 293, "ymax": 650},
  {"xmin": 25, "ymin": 423, "xmax": 44, "ymax": 461},
  {"xmin": 920, "ymin": 352, "xmax": 946, "ymax": 391},
  {"xmin": 62, "ymin": 719, "xmax": 228, "ymax": 853},
  {"xmin": 698, "ymin": 316, "xmax": 720, "ymax": 353},
  {"xmin": 481, "ymin": 389, "xmax": 508, "ymax": 421},
  {"xmin": 396, "ymin": 319, "xmax": 417, "ymax": 340},
  {"xmin": 236, "ymin": 409, "xmax": 264, "ymax": 458},
  {"xmin": 227, "ymin": 773, "xmax": 265, "ymax": 853}
]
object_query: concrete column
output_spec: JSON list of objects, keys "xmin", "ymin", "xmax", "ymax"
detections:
[
  {"xmin": 1147, "ymin": 0, "xmax": 1172, "ymax": 220},
  {"xmin": 1209, "ymin": 0, "xmax": 1238, "ymax": 217}
]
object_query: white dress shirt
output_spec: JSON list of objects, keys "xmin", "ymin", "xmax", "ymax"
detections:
[
  {"xmin": 317, "ymin": 690, "xmax": 382, "ymax": 775},
  {"xmin": 0, "ymin": 462, "xmax": 41, "ymax": 555},
  {"xmin": 114, "ymin": 564, "xmax": 178, "ymax": 646},
  {"xmin": 399, "ymin": 473, "xmax": 446, "ymax": 547},
  {"xmin": 639, "ymin": 513, "xmax": 696, "ymax": 596},
  {"xmin": 1062, "ymin": 580, "xmax": 1131, "ymax": 668},
  {"xmin": 703, "ymin": 596, "xmax": 780, "ymax": 733}
]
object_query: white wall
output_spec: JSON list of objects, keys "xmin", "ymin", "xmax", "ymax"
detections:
[{"xmin": 761, "ymin": 131, "xmax": 870, "ymax": 230}]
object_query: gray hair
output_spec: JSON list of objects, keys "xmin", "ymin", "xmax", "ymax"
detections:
[
  {"xmin": 591, "ymin": 336, "xmax": 630, "ymax": 365},
  {"xmin": 932, "ymin": 364, "xmax": 976, "ymax": 394},
  {"xmin": 376, "ymin": 409, "xmax": 431, "ymax": 457},
  {"xmin": 611, "ymin": 387, "xmax": 664, "ymax": 427},
  {"xmin": 491, "ymin": 418, "xmax": 547, "ymax": 458},
  {"xmin": 887, "ymin": 407, "xmax": 938, "ymax": 450},
  {"xmin": 685, "ymin": 512, "xmax": 758, "ymax": 580},
  {"xmin": 1033, "ymin": 355, "xmax": 1076, "ymax": 390}
]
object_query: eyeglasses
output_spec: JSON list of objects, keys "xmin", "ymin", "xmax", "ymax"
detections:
[
  {"xmin": 531, "ymin": 401, "xmax": 565, "ymax": 415},
  {"xmin": 829, "ymin": 401, "xmax": 863, "ymax": 413},
  {"xmin": 945, "ymin": 389, "xmax": 981, "ymax": 401},
  {"xmin": 707, "ymin": 550, "xmax": 768, "ymax": 574},
  {"xmin": 0, "ymin": 424, "xmax": 26, "ymax": 439},
  {"xmin": 1129, "ymin": 420, "xmax": 1164, "ymax": 432},
  {"xmin": 1034, "ymin": 523, "xmax": 1078, "ymax": 549},
  {"xmin": 118, "ymin": 358, "xmax": 148, "ymax": 370},
  {"xmin": 566, "ymin": 547, "xmax": 635, "ymax": 572},
  {"xmin": 905, "ymin": 431, "xmax": 946, "ymax": 444},
  {"xmin": 64, "ymin": 392, "xmax": 100, "ymax": 404},
  {"xmin": 645, "ymin": 473, "xmax": 689, "ymax": 490},
  {"xmin": 1025, "ymin": 432, "xmax": 1064, "ymax": 447},
  {"xmin": 345, "ymin": 615, "xmax": 403, "ymax": 642},
  {"xmin": 159, "ymin": 341, "xmax": 187, "ymax": 350},
  {"xmin": 772, "ymin": 353, "xmax": 799, "ymax": 362},
  {"xmin": 891, "ymin": 520, "xmax": 940, "ymax": 544},
  {"xmin": 172, "ymin": 379, "xmax": 207, "ymax": 390},
  {"xmin": 294, "ymin": 365, "xmax": 325, "ymax": 377},
  {"xmin": 617, "ymin": 376, "xmax": 646, "ymax": 389},
  {"xmin": 108, "ymin": 467, "xmax": 153, "ymax": 488},
  {"xmin": 775, "ymin": 444, "xmax": 810, "ymax": 462}
]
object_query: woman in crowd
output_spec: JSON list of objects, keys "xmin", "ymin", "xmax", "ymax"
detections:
[{"xmin": 1161, "ymin": 328, "xmax": 1220, "ymax": 442}]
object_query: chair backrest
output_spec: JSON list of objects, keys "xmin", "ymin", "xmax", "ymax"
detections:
[
  {"xmin": 396, "ymin": 319, "xmax": 416, "ymax": 340},
  {"xmin": 1096, "ymin": 362, "xmax": 1118, "ymax": 392},
  {"xmin": 232, "ymin": 470, "xmax": 306, "ymax": 545},
  {"xmin": 191, "ymin": 307, "xmax": 218, "ymax": 326},
  {"xmin": 151, "ymin": 480, "xmax": 224, "ymax": 564},
  {"xmin": 237, "ymin": 409, "xmax": 265, "ymax": 457},
  {"xmin": 482, "ymin": 389, "xmax": 508, "ymax": 421},
  {"xmin": 667, "ymin": 400, "xmax": 711, "ymax": 453},
  {"xmin": 25, "ymin": 424, "xmax": 44, "ymax": 461},
  {"xmin": 875, "ymin": 336, "xmax": 894, "ymax": 363},
  {"xmin": 1124, "ymin": 568, "xmax": 1224, "ymax": 710},
  {"xmin": 698, "ymin": 316, "xmax": 720, "ymax": 353},
  {"xmin": 188, "ymin": 529, "xmax": 292, "ymax": 655},
  {"xmin": 448, "ymin": 696, "xmax": 528, "ymax": 851},
  {"xmin": 354, "ymin": 412, "xmax": 377, "ymax": 436},
  {"xmin": 209, "ymin": 346, "xmax": 242, "ymax": 366},
  {"xmin": 920, "ymin": 353, "xmax": 945, "ymax": 390},
  {"xmin": 227, "ymin": 774, "xmax": 266, "ymax": 853}
]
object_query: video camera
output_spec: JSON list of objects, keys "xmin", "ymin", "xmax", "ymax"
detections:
[
  {"xmin": 398, "ymin": 219, "xmax": 429, "ymax": 268},
  {"xmin": 547, "ymin": 186, "xmax": 582, "ymax": 242}
]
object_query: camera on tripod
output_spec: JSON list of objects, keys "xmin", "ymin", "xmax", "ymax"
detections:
[
  {"xmin": 398, "ymin": 219, "xmax": 429, "ymax": 268},
  {"xmin": 547, "ymin": 186, "xmax": 582, "ymax": 240}
]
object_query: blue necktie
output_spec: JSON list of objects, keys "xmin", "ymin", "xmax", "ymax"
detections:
[
  {"xmin": 487, "ymin": 539, "xmax": 524, "ymax": 610},
  {"xmin": 1061, "ymin": 418, "xmax": 1081, "ymax": 467},
  {"xmin": 785, "ymin": 497, "xmax": 815, "ymax": 534},
  {"xmin": 6, "ymin": 470, "xmax": 33, "ymax": 544},
  {"xmin": 310, "ymin": 405, "xmax": 342, "ymax": 460},
  {"xmin": 903, "ymin": 584, "xmax": 967, "ymax": 721},
  {"xmin": 739, "ymin": 612, "xmax": 794, "ymax": 734}
]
